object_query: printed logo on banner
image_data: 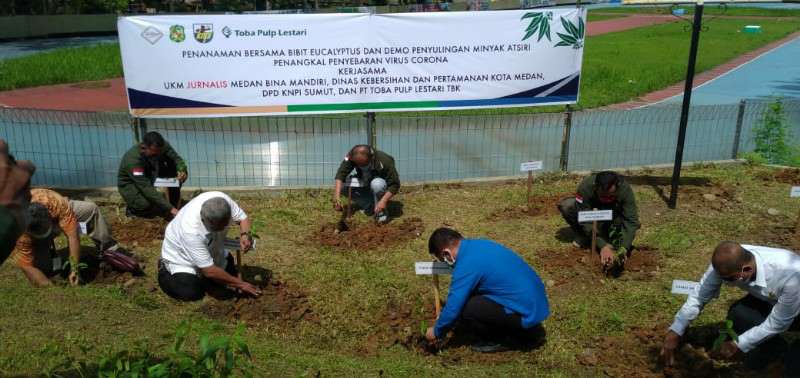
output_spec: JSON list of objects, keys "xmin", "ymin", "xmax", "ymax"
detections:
[
  {"xmin": 169, "ymin": 25, "xmax": 186, "ymax": 43},
  {"xmin": 222, "ymin": 26, "xmax": 232, "ymax": 38},
  {"xmin": 140, "ymin": 26, "xmax": 163, "ymax": 45},
  {"xmin": 193, "ymin": 23, "xmax": 214, "ymax": 43}
]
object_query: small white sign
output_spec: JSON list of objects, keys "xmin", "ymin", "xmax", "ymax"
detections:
[
  {"xmin": 520, "ymin": 161, "xmax": 543, "ymax": 172},
  {"xmin": 415, "ymin": 261, "xmax": 453, "ymax": 275},
  {"xmin": 52, "ymin": 256, "xmax": 62, "ymax": 272},
  {"xmin": 578, "ymin": 210, "xmax": 613, "ymax": 223},
  {"xmin": 79, "ymin": 222, "xmax": 88, "ymax": 235},
  {"xmin": 671, "ymin": 280, "xmax": 699, "ymax": 295},
  {"xmin": 791, "ymin": 186, "xmax": 800, "ymax": 198},
  {"xmin": 346, "ymin": 176, "xmax": 362, "ymax": 188},
  {"xmin": 154, "ymin": 177, "xmax": 180, "ymax": 187}
]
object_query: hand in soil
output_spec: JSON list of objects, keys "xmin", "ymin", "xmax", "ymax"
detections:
[
  {"xmin": 334, "ymin": 198, "xmax": 343, "ymax": 212},
  {"xmin": 718, "ymin": 340, "xmax": 740, "ymax": 359},
  {"xmin": 600, "ymin": 246, "xmax": 615, "ymax": 268},
  {"xmin": 240, "ymin": 234, "xmax": 253, "ymax": 252},
  {"xmin": 235, "ymin": 281, "xmax": 262, "ymax": 297},
  {"xmin": 425, "ymin": 327, "xmax": 437, "ymax": 343},
  {"xmin": 661, "ymin": 330, "xmax": 681, "ymax": 367},
  {"xmin": 68, "ymin": 271, "xmax": 79, "ymax": 286},
  {"xmin": 374, "ymin": 200, "xmax": 387, "ymax": 216}
]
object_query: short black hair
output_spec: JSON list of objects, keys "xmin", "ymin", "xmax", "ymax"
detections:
[
  {"xmin": 27, "ymin": 203, "xmax": 52, "ymax": 238},
  {"xmin": 428, "ymin": 227, "xmax": 463, "ymax": 258},
  {"xmin": 595, "ymin": 171, "xmax": 619, "ymax": 192},
  {"xmin": 142, "ymin": 131, "xmax": 166, "ymax": 148}
]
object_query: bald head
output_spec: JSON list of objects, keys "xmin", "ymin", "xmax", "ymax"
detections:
[{"xmin": 711, "ymin": 241, "xmax": 752, "ymax": 275}]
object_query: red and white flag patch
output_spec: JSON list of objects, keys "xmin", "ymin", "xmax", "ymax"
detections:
[
  {"xmin": 132, "ymin": 167, "xmax": 145, "ymax": 176},
  {"xmin": 575, "ymin": 194, "xmax": 583, "ymax": 204}
]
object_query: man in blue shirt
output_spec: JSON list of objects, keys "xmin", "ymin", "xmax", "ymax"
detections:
[{"xmin": 424, "ymin": 227, "xmax": 550, "ymax": 352}]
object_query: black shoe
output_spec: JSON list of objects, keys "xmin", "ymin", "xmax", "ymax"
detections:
[
  {"xmin": 470, "ymin": 342, "xmax": 507, "ymax": 353},
  {"xmin": 572, "ymin": 234, "xmax": 589, "ymax": 249}
]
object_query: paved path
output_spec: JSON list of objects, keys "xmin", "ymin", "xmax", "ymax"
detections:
[{"xmin": 608, "ymin": 31, "xmax": 800, "ymax": 109}]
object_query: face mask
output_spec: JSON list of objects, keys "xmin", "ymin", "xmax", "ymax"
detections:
[{"xmin": 442, "ymin": 253, "xmax": 455, "ymax": 267}]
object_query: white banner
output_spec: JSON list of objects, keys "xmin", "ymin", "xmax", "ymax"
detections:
[
  {"xmin": 118, "ymin": 9, "xmax": 586, "ymax": 117},
  {"xmin": 791, "ymin": 186, "xmax": 800, "ymax": 198}
]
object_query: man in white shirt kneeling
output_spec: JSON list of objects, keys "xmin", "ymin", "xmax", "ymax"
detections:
[
  {"xmin": 662, "ymin": 241, "xmax": 800, "ymax": 371},
  {"xmin": 158, "ymin": 191, "xmax": 261, "ymax": 301}
]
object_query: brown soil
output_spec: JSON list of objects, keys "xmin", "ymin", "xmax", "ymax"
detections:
[
  {"xmin": 199, "ymin": 273, "xmax": 315, "ymax": 325},
  {"xmin": 488, "ymin": 193, "xmax": 568, "ymax": 221},
  {"xmin": 758, "ymin": 168, "xmax": 800, "ymax": 185},
  {"xmin": 537, "ymin": 246, "xmax": 661, "ymax": 293},
  {"xmin": 580, "ymin": 323, "xmax": 781, "ymax": 378},
  {"xmin": 746, "ymin": 224, "xmax": 800, "ymax": 252},
  {"xmin": 107, "ymin": 214, "xmax": 167, "ymax": 247},
  {"xmin": 314, "ymin": 217, "xmax": 424, "ymax": 251},
  {"xmin": 675, "ymin": 185, "xmax": 740, "ymax": 213}
]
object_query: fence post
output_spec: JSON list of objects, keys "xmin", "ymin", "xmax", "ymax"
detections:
[
  {"xmin": 131, "ymin": 117, "xmax": 142, "ymax": 143},
  {"xmin": 139, "ymin": 117, "xmax": 148, "ymax": 137},
  {"xmin": 365, "ymin": 112, "xmax": 377, "ymax": 147},
  {"xmin": 732, "ymin": 99, "xmax": 746, "ymax": 159},
  {"xmin": 560, "ymin": 105, "xmax": 573, "ymax": 172}
]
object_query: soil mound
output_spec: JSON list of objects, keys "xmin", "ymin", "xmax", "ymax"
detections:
[
  {"xmin": 315, "ymin": 217, "xmax": 424, "ymax": 251},
  {"xmin": 537, "ymin": 246, "xmax": 661, "ymax": 293},
  {"xmin": 108, "ymin": 215, "xmax": 167, "ymax": 247},
  {"xmin": 488, "ymin": 193, "xmax": 568, "ymax": 221}
]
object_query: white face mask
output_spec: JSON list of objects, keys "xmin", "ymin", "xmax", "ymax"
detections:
[{"xmin": 442, "ymin": 252, "xmax": 455, "ymax": 267}]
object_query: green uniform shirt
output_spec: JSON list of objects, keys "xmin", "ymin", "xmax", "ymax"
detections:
[
  {"xmin": 117, "ymin": 143, "xmax": 187, "ymax": 212},
  {"xmin": 575, "ymin": 174, "xmax": 640, "ymax": 250},
  {"xmin": 334, "ymin": 150, "xmax": 400, "ymax": 194}
]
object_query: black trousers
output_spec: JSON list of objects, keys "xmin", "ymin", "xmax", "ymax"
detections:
[
  {"xmin": 155, "ymin": 157, "xmax": 182, "ymax": 209},
  {"xmin": 158, "ymin": 254, "xmax": 237, "ymax": 302},
  {"xmin": 727, "ymin": 295, "xmax": 800, "ymax": 372},
  {"xmin": 461, "ymin": 295, "xmax": 545, "ymax": 344}
]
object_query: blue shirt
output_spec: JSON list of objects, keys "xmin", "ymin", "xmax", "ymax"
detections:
[{"xmin": 433, "ymin": 239, "xmax": 550, "ymax": 338}]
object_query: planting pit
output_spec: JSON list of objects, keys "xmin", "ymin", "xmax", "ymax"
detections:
[
  {"xmin": 366, "ymin": 301, "xmax": 544, "ymax": 365},
  {"xmin": 536, "ymin": 246, "xmax": 662, "ymax": 293},
  {"xmin": 107, "ymin": 214, "xmax": 167, "ymax": 247},
  {"xmin": 199, "ymin": 268, "xmax": 315, "ymax": 325},
  {"xmin": 757, "ymin": 168, "xmax": 800, "ymax": 185},
  {"xmin": 315, "ymin": 217, "xmax": 425, "ymax": 251},
  {"xmin": 580, "ymin": 323, "xmax": 781, "ymax": 377},
  {"xmin": 488, "ymin": 193, "xmax": 568, "ymax": 221}
]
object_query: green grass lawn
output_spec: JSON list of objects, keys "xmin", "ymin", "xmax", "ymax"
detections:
[
  {"xmin": 0, "ymin": 43, "xmax": 122, "ymax": 91},
  {"xmin": 0, "ymin": 163, "xmax": 798, "ymax": 376},
  {"xmin": 597, "ymin": 5, "xmax": 800, "ymax": 17},
  {"xmin": 0, "ymin": 16, "xmax": 797, "ymax": 114}
]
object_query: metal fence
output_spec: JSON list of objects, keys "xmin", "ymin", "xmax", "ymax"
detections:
[{"xmin": 1, "ymin": 99, "xmax": 798, "ymax": 189}]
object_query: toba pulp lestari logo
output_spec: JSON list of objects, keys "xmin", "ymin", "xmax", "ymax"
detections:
[
  {"xmin": 222, "ymin": 26, "xmax": 232, "ymax": 38},
  {"xmin": 169, "ymin": 25, "xmax": 185, "ymax": 43},
  {"xmin": 193, "ymin": 23, "xmax": 214, "ymax": 43},
  {"xmin": 140, "ymin": 26, "xmax": 163, "ymax": 45}
]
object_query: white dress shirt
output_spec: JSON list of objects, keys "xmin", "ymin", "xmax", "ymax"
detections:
[
  {"xmin": 161, "ymin": 191, "xmax": 247, "ymax": 275},
  {"xmin": 669, "ymin": 244, "xmax": 800, "ymax": 352}
]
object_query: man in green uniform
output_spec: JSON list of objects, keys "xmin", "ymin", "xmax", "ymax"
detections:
[
  {"xmin": 333, "ymin": 145, "xmax": 400, "ymax": 224},
  {"xmin": 118, "ymin": 132, "xmax": 187, "ymax": 218},
  {"xmin": 557, "ymin": 171, "xmax": 640, "ymax": 269},
  {"xmin": 0, "ymin": 139, "xmax": 35, "ymax": 266}
]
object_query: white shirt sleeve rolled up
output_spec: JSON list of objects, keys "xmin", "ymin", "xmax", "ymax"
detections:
[{"xmin": 669, "ymin": 265, "xmax": 722, "ymax": 336}]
